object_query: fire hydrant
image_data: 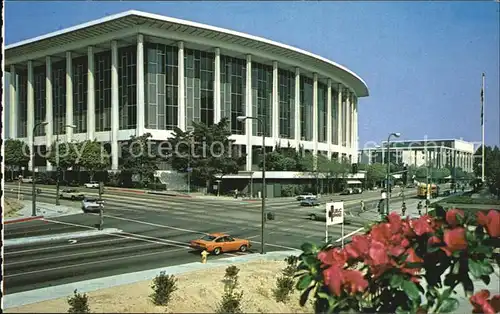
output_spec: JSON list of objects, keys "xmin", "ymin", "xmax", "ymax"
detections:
[{"xmin": 201, "ymin": 250, "xmax": 209, "ymax": 263}]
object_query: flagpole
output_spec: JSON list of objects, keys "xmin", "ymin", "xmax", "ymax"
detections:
[{"xmin": 481, "ymin": 73, "xmax": 485, "ymax": 182}]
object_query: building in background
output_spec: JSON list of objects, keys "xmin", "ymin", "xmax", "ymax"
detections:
[
  {"xmin": 358, "ymin": 138, "xmax": 475, "ymax": 172},
  {"xmin": 4, "ymin": 10, "xmax": 368, "ymax": 173}
]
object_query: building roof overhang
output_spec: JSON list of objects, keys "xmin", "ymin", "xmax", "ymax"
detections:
[{"xmin": 5, "ymin": 10, "xmax": 369, "ymax": 97}]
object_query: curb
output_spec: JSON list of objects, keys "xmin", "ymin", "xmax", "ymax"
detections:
[
  {"xmin": 3, "ymin": 250, "xmax": 300, "ymax": 309},
  {"xmin": 4, "ymin": 228, "xmax": 122, "ymax": 248},
  {"xmin": 146, "ymin": 190, "xmax": 192, "ymax": 198},
  {"xmin": 105, "ymin": 187, "xmax": 146, "ymax": 194},
  {"xmin": 4, "ymin": 215, "xmax": 44, "ymax": 225}
]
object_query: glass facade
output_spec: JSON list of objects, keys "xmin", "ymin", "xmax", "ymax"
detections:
[
  {"xmin": 251, "ymin": 62, "xmax": 272, "ymax": 137},
  {"xmin": 34, "ymin": 65, "xmax": 46, "ymax": 136},
  {"xmin": 73, "ymin": 56, "xmax": 88, "ymax": 134},
  {"xmin": 331, "ymin": 88, "xmax": 338, "ymax": 145},
  {"xmin": 317, "ymin": 82, "xmax": 327, "ymax": 143},
  {"xmin": 278, "ymin": 69, "xmax": 295, "ymax": 139},
  {"xmin": 17, "ymin": 72, "xmax": 28, "ymax": 138},
  {"xmin": 94, "ymin": 51, "xmax": 111, "ymax": 132},
  {"xmin": 185, "ymin": 49, "xmax": 214, "ymax": 128},
  {"xmin": 300, "ymin": 75, "xmax": 313, "ymax": 141},
  {"xmin": 118, "ymin": 45, "xmax": 137, "ymax": 130},
  {"xmin": 220, "ymin": 55, "xmax": 246, "ymax": 134},
  {"xmin": 145, "ymin": 43, "xmax": 178, "ymax": 130},
  {"xmin": 52, "ymin": 61, "xmax": 66, "ymax": 135}
]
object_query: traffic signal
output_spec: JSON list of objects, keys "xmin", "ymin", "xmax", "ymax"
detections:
[{"xmin": 402, "ymin": 165, "xmax": 408, "ymax": 185}]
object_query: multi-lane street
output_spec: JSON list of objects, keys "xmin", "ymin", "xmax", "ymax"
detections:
[{"xmin": 4, "ymin": 183, "xmax": 412, "ymax": 294}]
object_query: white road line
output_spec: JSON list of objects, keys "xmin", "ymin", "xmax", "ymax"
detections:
[
  {"xmin": 335, "ymin": 227, "xmax": 365, "ymax": 242},
  {"xmin": 103, "ymin": 214, "xmax": 202, "ymax": 234},
  {"xmin": 4, "ymin": 247, "xmax": 187, "ymax": 278},
  {"xmin": 4, "ymin": 238, "xmax": 125, "ymax": 255}
]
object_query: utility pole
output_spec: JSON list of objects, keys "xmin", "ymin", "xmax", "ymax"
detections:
[
  {"xmin": 481, "ymin": 73, "xmax": 485, "ymax": 183},
  {"xmin": 425, "ymin": 141, "xmax": 429, "ymax": 214},
  {"xmin": 98, "ymin": 182, "xmax": 104, "ymax": 230}
]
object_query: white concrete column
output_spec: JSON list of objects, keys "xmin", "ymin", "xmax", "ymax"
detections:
[
  {"xmin": 214, "ymin": 47, "xmax": 221, "ymax": 124},
  {"xmin": 65, "ymin": 51, "xmax": 74, "ymax": 142},
  {"xmin": 245, "ymin": 54, "xmax": 253, "ymax": 171},
  {"xmin": 312, "ymin": 73, "xmax": 318, "ymax": 157},
  {"xmin": 337, "ymin": 84, "xmax": 343, "ymax": 158},
  {"xmin": 294, "ymin": 67, "xmax": 300, "ymax": 150},
  {"xmin": 345, "ymin": 89, "xmax": 351, "ymax": 150},
  {"xmin": 9, "ymin": 65, "xmax": 17, "ymax": 139},
  {"xmin": 177, "ymin": 41, "xmax": 185, "ymax": 130},
  {"xmin": 326, "ymin": 79, "xmax": 332, "ymax": 157},
  {"xmin": 27, "ymin": 61, "xmax": 35, "ymax": 170},
  {"xmin": 272, "ymin": 61, "xmax": 279, "ymax": 141},
  {"xmin": 87, "ymin": 46, "xmax": 95, "ymax": 140},
  {"xmin": 136, "ymin": 34, "xmax": 145, "ymax": 136},
  {"xmin": 111, "ymin": 41, "xmax": 119, "ymax": 171},
  {"xmin": 45, "ymin": 57, "xmax": 54, "ymax": 171},
  {"xmin": 353, "ymin": 95, "xmax": 358, "ymax": 154}
]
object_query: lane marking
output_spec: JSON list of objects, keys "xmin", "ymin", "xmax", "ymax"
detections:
[
  {"xmin": 4, "ymin": 238, "xmax": 125, "ymax": 255},
  {"xmin": 335, "ymin": 227, "xmax": 365, "ymax": 242}
]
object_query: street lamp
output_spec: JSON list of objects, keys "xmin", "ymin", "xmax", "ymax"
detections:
[
  {"xmin": 385, "ymin": 132, "xmax": 401, "ymax": 216},
  {"xmin": 55, "ymin": 124, "xmax": 77, "ymax": 205},
  {"xmin": 32, "ymin": 121, "xmax": 49, "ymax": 216},
  {"xmin": 237, "ymin": 115, "xmax": 266, "ymax": 254}
]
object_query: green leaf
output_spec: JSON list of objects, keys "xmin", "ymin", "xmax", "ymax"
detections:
[
  {"xmin": 301, "ymin": 254, "xmax": 319, "ymax": 268},
  {"xmin": 395, "ymin": 306, "xmax": 410, "ymax": 314},
  {"xmin": 317, "ymin": 292, "xmax": 330, "ymax": 300},
  {"xmin": 469, "ymin": 259, "xmax": 482, "ymax": 278},
  {"xmin": 452, "ymin": 262, "xmax": 460, "ymax": 274},
  {"xmin": 439, "ymin": 297, "xmax": 459, "ymax": 313},
  {"xmin": 300, "ymin": 242, "xmax": 316, "ymax": 254},
  {"xmin": 428, "ymin": 246, "xmax": 441, "ymax": 253},
  {"xmin": 403, "ymin": 280, "xmax": 421, "ymax": 301},
  {"xmin": 296, "ymin": 274, "xmax": 314, "ymax": 290},
  {"xmin": 299, "ymin": 285, "xmax": 315, "ymax": 307},
  {"xmin": 390, "ymin": 275, "xmax": 404, "ymax": 288},
  {"xmin": 480, "ymin": 261, "xmax": 494, "ymax": 275},
  {"xmin": 480, "ymin": 275, "xmax": 491, "ymax": 285}
]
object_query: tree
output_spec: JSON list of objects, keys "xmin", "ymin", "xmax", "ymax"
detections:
[
  {"xmin": 47, "ymin": 141, "xmax": 80, "ymax": 170},
  {"xmin": 4, "ymin": 139, "xmax": 30, "ymax": 180},
  {"xmin": 121, "ymin": 133, "xmax": 158, "ymax": 185},
  {"xmin": 366, "ymin": 163, "xmax": 386, "ymax": 188},
  {"xmin": 259, "ymin": 142, "xmax": 303, "ymax": 171},
  {"xmin": 168, "ymin": 118, "xmax": 243, "ymax": 192},
  {"xmin": 473, "ymin": 145, "xmax": 500, "ymax": 197},
  {"xmin": 78, "ymin": 140, "xmax": 110, "ymax": 181},
  {"xmin": 432, "ymin": 167, "xmax": 451, "ymax": 182}
]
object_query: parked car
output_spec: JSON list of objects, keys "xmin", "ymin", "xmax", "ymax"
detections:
[
  {"xmin": 308, "ymin": 208, "xmax": 326, "ymax": 221},
  {"xmin": 296, "ymin": 193, "xmax": 317, "ymax": 201},
  {"xmin": 81, "ymin": 197, "xmax": 104, "ymax": 213},
  {"xmin": 189, "ymin": 233, "xmax": 251, "ymax": 255},
  {"xmin": 59, "ymin": 189, "xmax": 85, "ymax": 200},
  {"xmin": 21, "ymin": 177, "xmax": 33, "ymax": 183},
  {"xmin": 352, "ymin": 187, "xmax": 363, "ymax": 194},
  {"xmin": 300, "ymin": 198, "xmax": 320, "ymax": 207},
  {"xmin": 84, "ymin": 181, "xmax": 100, "ymax": 189},
  {"xmin": 340, "ymin": 188, "xmax": 353, "ymax": 195}
]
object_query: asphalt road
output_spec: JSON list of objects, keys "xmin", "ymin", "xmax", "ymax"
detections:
[{"xmin": 4, "ymin": 184, "xmax": 415, "ymax": 294}]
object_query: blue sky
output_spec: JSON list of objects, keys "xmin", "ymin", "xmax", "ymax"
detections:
[{"xmin": 4, "ymin": 1, "xmax": 499, "ymax": 148}]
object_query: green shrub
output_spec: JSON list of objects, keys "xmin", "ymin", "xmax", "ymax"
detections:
[
  {"xmin": 273, "ymin": 255, "xmax": 299, "ymax": 303},
  {"xmin": 67, "ymin": 289, "xmax": 90, "ymax": 314},
  {"xmin": 439, "ymin": 195, "xmax": 500, "ymax": 205},
  {"xmin": 216, "ymin": 266, "xmax": 244, "ymax": 314},
  {"xmin": 150, "ymin": 271, "xmax": 178, "ymax": 306}
]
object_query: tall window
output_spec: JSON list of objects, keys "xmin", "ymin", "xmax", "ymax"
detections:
[
  {"xmin": 118, "ymin": 45, "xmax": 137, "ymax": 130},
  {"xmin": 145, "ymin": 43, "xmax": 178, "ymax": 130},
  {"xmin": 17, "ymin": 72, "xmax": 28, "ymax": 138},
  {"xmin": 317, "ymin": 82, "xmax": 327, "ymax": 143},
  {"xmin": 34, "ymin": 65, "xmax": 46, "ymax": 136},
  {"xmin": 252, "ymin": 62, "xmax": 272, "ymax": 137},
  {"xmin": 300, "ymin": 76, "xmax": 313, "ymax": 141},
  {"xmin": 331, "ymin": 88, "xmax": 338, "ymax": 144},
  {"xmin": 73, "ymin": 56, "xmax": 88, "ymax": 134},
  {"xmin": 52, "ymin": 61, "xmax": 66, "ymax": 135},
  {"xmin": 278, "ymin": 69, "xmax": 295, "ymax": 139},
  {"xmin": 342, "ymin": 91, "xmax": 347, "ymax": 146},
  {"xmin": 220, "ymin": 55, "xmax": 246, "ymax": 134},
  {"xmin": 95, "ymin": 51, "xmax": 111, "ymax": 132},
  {"xmin": 185, "ymin": 49, "xmax": 214, "ymax": 128}
]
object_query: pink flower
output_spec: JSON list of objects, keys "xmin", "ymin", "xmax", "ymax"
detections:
[
  {"xmin": 477, "ymin": 210, "xmax": 500, "ymax": 238},
  {"xmin": 442, "ymin": 228, "xmax": 468, "ymax": 256},
  {"xmin": 369, "ymin": 240, "xmax": 390, "ymax": 265},
  {"xmin": 412, "ymin": 216, "xmax": 434, "ymax": 236},
  {"xmin": 446, "ymin": 208, "xmax": 465, "ymax": 227},
  {"xmin": 470, "ymin": 290, "xmax": 500, "ymax": 314}
]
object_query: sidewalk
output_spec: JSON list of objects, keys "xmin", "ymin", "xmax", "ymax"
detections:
[{"xmin": 4, "ymin": 200, "xmax": 82, "ymax": 224}]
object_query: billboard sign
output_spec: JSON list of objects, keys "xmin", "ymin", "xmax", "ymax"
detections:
[{"xmin": 326, "ymin": 202, "xmax": 344, "ymax": 226}]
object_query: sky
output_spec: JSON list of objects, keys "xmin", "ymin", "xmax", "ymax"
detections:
[{"xmin": 4, "ymin": 1, "xmax": 500, "ymax": 149}]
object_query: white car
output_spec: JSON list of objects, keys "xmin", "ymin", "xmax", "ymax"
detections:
[
  {"xmin": 81, "ymin": 197, "xmax": 104, "ymax": 213},
  {"xmin": 21, "ymin": 177, "xmax": 33, "ymax": 183},
  {"xmin": 60, "ymin": 189, "xmax": 85, "ymax": 200},
  {"xmin": 84, "ymin": 181, "xmax": 100, "ymax": 189}
]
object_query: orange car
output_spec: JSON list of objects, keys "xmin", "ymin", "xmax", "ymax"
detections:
[{"xmin": 189, "ymin": 233, "xmax": 251, "ymax": 255}]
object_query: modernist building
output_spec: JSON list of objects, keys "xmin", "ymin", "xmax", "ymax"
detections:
[
  {"xmin": 5, "ymin": 10, "xmax": 369, "ymax": 172},
  {"xmin": 358, "ymin": 138, "xmax": 476, "ymax": 172}
]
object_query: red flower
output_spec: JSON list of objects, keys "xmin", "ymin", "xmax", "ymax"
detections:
[
  {"xmin": 446, "ymin": 208, "xmax": 465, "ymax": 227},
  {"xmin": 370, "ymin": 223, "xmax": 392, "ymax": 244},
  {"xmin": 412, "ymin": 216, "xmax": 434, "ymax": 236},
  {"xmin": 369, "ymin": 240, "xmax": 390, "ymax": 265},
  {"xmin": 477, "ymin": 210, "xmax": 500, "ymax": 238},
  {"xmin": 342, "ymin": 269, "xmax": 369, "ymax": 294},
  {"xmin": 405, "ymin": 247, "xmax": 424, "ymax": 263},
  {"xmin": 442, "ymin": 228, "xmax": 468, "ymax": 256},
  {"xmin": 470, "ymin": 290, "xmax": 500, "ymax": 314},
  {"xmin": 323, "ymin": 265, "xmax": 344, "ymax": 296},
  {"xmin": 427, "ymin": 235, "xmax": 441, "ymax": 246},
  {"xmin": 318, "ymin": 247, "xmax": 347, "ymax": 267},
  {"xmin": 345, "ymin": 235, "xmax": 370, "ymax": 260},
  {"xmin": 388, "ymin": 212, "xmax": 403, "ymax": 233}
]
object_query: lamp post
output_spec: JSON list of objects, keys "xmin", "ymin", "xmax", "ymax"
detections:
[
  {"xmin": 55, "ymin": 124, "xmax": 76, "ymax": 205},
  {"xmin": 32, "ymin": 121, "xmax": 49, "ymax": 216},
  {"xmin": 385, "ymin": 132, "xmax": 401, "ymax": 216},
  {"xmin": 237, "ymin": 115, "xmax": 266, "ymax": 254}
]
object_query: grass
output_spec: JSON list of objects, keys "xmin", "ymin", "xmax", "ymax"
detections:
[{"xmin": 432, "ymin": 195, "xmax": 500, "ymax": 206}]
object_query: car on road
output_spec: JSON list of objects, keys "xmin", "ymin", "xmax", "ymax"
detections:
[
  {"xmin": 81, "ymin": 197, "xmax": 104, "ymax": 213},
  {"xmin": 352, "ymin": 187, "xmax": 363, "ymax": 194},
  {"xmin": 84, "ymin": 181, "xmax": 100, "ymax": 189},
  {"xmin": 308, "ymin": 208, "xmax": 326, "ymax": 221},
  {"xmin": 296, "ymin": 193, "xmax": 317, "ymax": 201},
  {"xmin": 60, "ymin": 189, "xmax": 85, "ymax": 200},
  {"xmin": 300, "ymin": 198, "xmax": 320, "ymax": 207},
  {"xmin": 340, "ymin": 188, "xmax": 353, "ymax": 195},
  {"xmin": 189, "ymin": 233, "xmax": 251, "ymax": 255},
  {"xmin": 21, "ymin": 177, "xmax": 33, "ymax": 183}
]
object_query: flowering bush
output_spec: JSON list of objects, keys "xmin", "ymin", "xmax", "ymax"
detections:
[{"xmin": 295, "ymin": 207, "xmax": 500, "ymax": 313}]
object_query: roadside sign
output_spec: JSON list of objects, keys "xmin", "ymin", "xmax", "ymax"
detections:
[{"xmin": 326, "ymin": 202, "xmax": 344, "ymax": 226}]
